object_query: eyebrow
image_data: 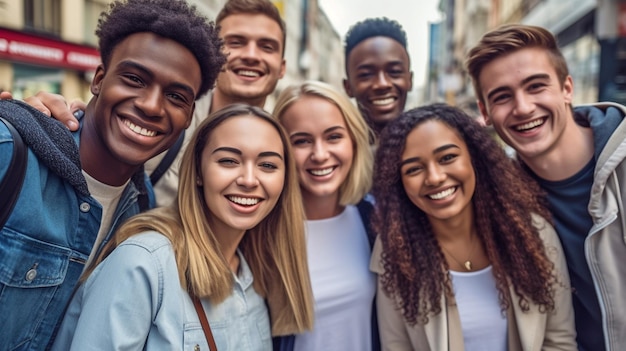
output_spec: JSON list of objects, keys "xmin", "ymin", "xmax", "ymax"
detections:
[
  {"xmin": 400, "ymin": 144, "xmax": 460, "ymax": 167},
  {"xmin": 289, "ymin": 126, "xmax": 346, "ymax": 138},
  {"xmin": 212, "ymin": 147, "xmax": 283, "ymax": 160},
  {"xmin": 486, "ymin": 73, "xmax": 551, "ymax": 101},
  {"xmin": 117, "ymin": 60, "xmax": 196, "ymax": 98}
]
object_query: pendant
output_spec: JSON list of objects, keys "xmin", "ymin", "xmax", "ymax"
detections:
[{"xmin": 464, "ymin": 261, "xmax": 472, "ymax": 271}]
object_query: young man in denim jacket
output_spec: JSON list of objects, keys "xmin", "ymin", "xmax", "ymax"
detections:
[{"xmin": 0, "ymin": 0, "xmax": 225, "ymax": 349}]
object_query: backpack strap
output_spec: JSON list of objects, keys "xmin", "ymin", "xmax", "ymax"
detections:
[
  {"xmin": 150, "ymin": 130, "xmax": 185, "ymax": 186},
  {"xmin": 0, "ymin": 117, "xmax": 28, "ymax": 229},
  {"xmin": 356, "ymin": 198, "xmax": 376, "ymax": 249}
]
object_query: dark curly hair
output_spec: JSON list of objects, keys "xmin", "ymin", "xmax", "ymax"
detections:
[
  {"xmin": 96, "ymin": 0, "xmax": 226, "ymax": 97},
  {"xmin": 344, "ymin": 17, "xmax": 408, "ymax": 63},
  {"xmin": 372, "ymin": 103, "xmax": 557, "ymax": 325}
]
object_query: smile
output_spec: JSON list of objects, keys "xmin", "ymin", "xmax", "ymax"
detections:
[
  {"xmin": 371, "ymin": 97, "xmax": 395, "ymax": 106},
  {"xmin": 308, "ymin": 167, "xmax": 335, "ymax": 176},
  {"xmin": 123, "ymin": 119, "xmax": 157, "ymax": 137},
  {"xmin": 228, "ymin": 195, "xmax": 260, "ymax": 206},
  {"xmin": 515, "ymin": 118, "xmax": 545, "ymax": 132},
  {"xmin": 428, "ymin": 187, "xmax": 456, "ymax": 200},
  {"xmin": 236, "ymin": 69, "xmax": 261, "ymax": 77}
]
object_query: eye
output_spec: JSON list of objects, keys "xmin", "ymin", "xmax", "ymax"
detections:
[
  {"xmin": 402, "ymin": 164, "xmax": 423, "ymax": 176},
  {"xmin": 259, "ymin": 162, "xmax": 278, "ymax": 170},
  {"xmin": 218, "ymin": 158, "xmax": 238, "ymax": 166},
  {"xmin": 291, "ymin": 138, "xmax": 311, "ymax": 146},
  {"xmin": 528, "ymin": 82, "xmax": 547, "ymax": 92},
  {"xmin": 491, "ymin": 92, "xmax": 510, "ymax": 104},
  {"xmin": 122, "ymin": 74, "xmax": 144, "ymax": 87},
  {"xmin": 440, "ymin": 154, "xmax": 458, "ymax": 163},
  {"xmin": 327, "ymin": 133, "xmax": 344, "ymax": 141}
]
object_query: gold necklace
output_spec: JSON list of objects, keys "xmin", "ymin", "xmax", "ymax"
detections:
[{"xmin": 441, "ymin": 236, "xmax": 477, "ymax": 271}]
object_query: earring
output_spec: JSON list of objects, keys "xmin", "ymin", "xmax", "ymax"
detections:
[{"xmin": 196, "ymin": 177, "xmax": 202, "ymax": 186}]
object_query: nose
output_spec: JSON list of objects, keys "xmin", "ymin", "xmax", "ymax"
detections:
[
  {"xmin": 135, "ymin": 87, "xmax": 164, "ymax": 118},
  {"xmin": 372, "ymin": 71, "xmax": 392, "ymax": 90},
  {"xmin": 241, "ymin": 43, "xmax": 261, "ymax": 63},
  {"xmin": 310, "ymin": 142, "xmax": 329, "ymax": 162},
  {"xmin": 424, "ymin": 163, "xmax": 446, "ymax": 187},
  {"xmin": 512, "ymin": 92, "xmax": 535, "ymax": 117},
  {"xmin": 236, "ymin": 163, "xmax": 259, "ymax": 188}
]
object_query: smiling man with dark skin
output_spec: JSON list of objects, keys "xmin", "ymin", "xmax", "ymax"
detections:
[
  {"xmin": 16, "ymin": 0, "xmax": 287, "ymax": 207},
  {"xmin": 0, "ymin": 0, "xmax": 225, "ymax": 349},
  {"xmin": 343, "ymin": 17, "xmax": 413, "ymax": 136}
]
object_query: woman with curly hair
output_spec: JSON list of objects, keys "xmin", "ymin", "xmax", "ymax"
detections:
[{"xmin": 370, "ymin": 104, "xmax": 576, "ymax": 350}]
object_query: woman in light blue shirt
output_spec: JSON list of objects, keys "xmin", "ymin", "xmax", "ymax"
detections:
[{"xmin": 52, "ymin": 104, "xmax": 314, "ymax": 350}]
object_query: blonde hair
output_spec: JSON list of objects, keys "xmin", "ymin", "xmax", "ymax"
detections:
[
  {"xmin": 273, "ymin": 80, "xmax": 374, "ymax": 205},
  {"xmin": 86, "ymin": 104, "xmax": 313, "ymax": 336}
]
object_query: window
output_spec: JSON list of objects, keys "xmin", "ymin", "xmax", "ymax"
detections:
[{"xmin": 24, "ymin": 0, "xmax": 61, "ymax": 35}]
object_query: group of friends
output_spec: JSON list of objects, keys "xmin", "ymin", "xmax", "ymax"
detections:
[{"xmin": 0, "ymin": 0, "xmax": 625, "ymax": 350}]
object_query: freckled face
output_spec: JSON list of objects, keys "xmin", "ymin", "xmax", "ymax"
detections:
[
  {"xmin": 401, "ymin": 120, "xmax": 475, "ymax": 224},
  {"xmin": 198, "ymin": 115, "xmax": 285, "ymax": 237}
]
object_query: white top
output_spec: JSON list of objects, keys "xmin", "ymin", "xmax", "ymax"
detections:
[
  {"xmin": 450, "ymin": 266, "xmax": 507, "ymax": 351},
  {"xmin": 294, "ymin": 205, "xmax": 376, "ymax": 351},
  {"xmin": 82, "ymin": 170, "xmax": 128, "ymax": 268}
]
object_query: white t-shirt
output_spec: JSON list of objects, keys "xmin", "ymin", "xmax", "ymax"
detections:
[
  {"xmin": 450, "ymin": 266, "xmax": 507, "ymax": 351},
  {"xmin": 294, "ymin": 205, "xmax": 376, "ymax": 351},
  {"xmin": 82, "ymin": 170, "xmax": 128, "ymax": 268}
]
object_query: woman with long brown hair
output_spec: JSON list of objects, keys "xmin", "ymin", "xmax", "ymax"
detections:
[
  {"xmin": 52, "ymin": 104, "xmax": 313, "ymax": 350},
  {"xmin": 370, "ymin": 104, "xmax": 576, "ymax": 350}
]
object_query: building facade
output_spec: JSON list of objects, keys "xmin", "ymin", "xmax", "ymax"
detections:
[{"xmin": 0, "ymin": 0, "xmax": 343, "ymax": 105}]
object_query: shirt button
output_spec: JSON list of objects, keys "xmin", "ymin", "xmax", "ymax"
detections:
[
  {"xmin": 79, "ymin": 202, "xmax": 90, "ymax": 212},
  {"xmin": 25, "ymin": 268, "xmax": 37, "ymax": 281}
]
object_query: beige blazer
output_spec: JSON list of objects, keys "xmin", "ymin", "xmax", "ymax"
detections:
[{"xmin": 370, "ymin": 215, "xmax": 577, "ymax": 351}]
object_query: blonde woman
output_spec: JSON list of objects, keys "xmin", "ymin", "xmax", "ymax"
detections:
[
  {"xmin": 273, "ymin": 81, "xmax": 379, "ymax": 351},
  {"xmin": 52, "ymin": 104, "xmax": 314, "ymax": 350}
]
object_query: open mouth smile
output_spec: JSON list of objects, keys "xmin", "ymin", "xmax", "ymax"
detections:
[
  {"xmin": 371, "ymin": 97, "xmax": 396, "ymax": 106},
  {"xmin": 308, "ymin": 167, "xmax": 335, "ymax": 176},
  {"xmin": 227, "ymin": 195, "xmax": 260, "ymax": 206},
  {"xmin": 427, "ymin": 187, "xmax": 456, "ymax": 200},
  {"xmin": 123, "ymin": 119, "xmax": 157, "ymax": 137},
  {"xmin": 514, "ymin": 118, "xmax": 546, "ymax": 132}
]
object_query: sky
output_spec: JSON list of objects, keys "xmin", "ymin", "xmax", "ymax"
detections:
[{"xmin": 318, "ymin": 0, "xmax": 443, "ymax": 89}]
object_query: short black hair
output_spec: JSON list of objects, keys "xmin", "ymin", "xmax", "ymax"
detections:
[
  {"xmin": 96, "ymin": 0, "xmax": 226, "ymax": 97},
  {"xmin": 344, "ymin": 17, "xmax": 408, "ymax": 60}
]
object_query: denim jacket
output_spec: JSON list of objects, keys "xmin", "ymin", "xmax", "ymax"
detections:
[
  {"xmin": 51, "ymin": 232, "xmax": 272, "ymax": 350},
  {"xmin": 0, "ymin": 100, "xmax": 153, "ymax": 351}
]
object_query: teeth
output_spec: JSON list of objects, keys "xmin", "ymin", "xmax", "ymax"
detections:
[
  {"xmin": 237, "ymin": 70, "xmax": 260, "ymax": 77},
  {"xmin": 124, "ymin": 120, "xmax": 156, "ymax": 137},
  {"xmin": 228, "ymin": 196, "xmax": 260, "ymax": 206},
  {"xmin": 372, "ymin": 97, "xmax": 394, "ymax": 106},
  {"xmin": 309, "ymin": 167, "xmax": 334, "ymax": 176},
  {"xmin": 428, "ymin": 187, "xmax": 455, "ymax": 200},
  {"xmin": 516, "ymin": 119, "xmax": 544, "ymax": 131}
]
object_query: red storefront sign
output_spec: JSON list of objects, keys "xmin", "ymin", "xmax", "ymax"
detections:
[
  {"xmin": 0, "ymin": 27, "xmax": 100, "ymax": 71},
  {"xmin": 620, "ymin": 3, "xmax": 626, "ymax": 37}
]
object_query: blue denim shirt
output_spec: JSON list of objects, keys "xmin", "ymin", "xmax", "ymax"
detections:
[
  {"xmin": 0, "ymin": 119, "xmax": 153, "ymax": 351},
  {"xmin": 52, "ymin": 232, "xmax": 272, "ymax": 351}
]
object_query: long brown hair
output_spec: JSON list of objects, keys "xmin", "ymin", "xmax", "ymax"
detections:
[
  {"xmin": 87, "ymin": 104, "xmax": 313, "ymax": 335},
  {"xmin": 372, "ymin": 103, "xmax": 556, "ymax": 325}
]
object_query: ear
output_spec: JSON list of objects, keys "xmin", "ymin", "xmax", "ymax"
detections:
[
  {"xmin": 562, "ymin": 75, "xmax": 574, "ymax": 105},
  {"xmin": 278, "ymin": 59, "xmax": 286, "ymax": 79},
  {"xmin": 408, "ymin": 71, "xmax": 414, "ymax": 91},
  {"xmin": 186, "ymin": 102, "xmax": 195, "ymax": 129},
  {"xmin": 343, "ymin": 78, "xmax": 354, "ymax": 98},
  {"xmin": 90, "ymin": 64, "xmax": 105, "ymax": 96},
  {"xmin": 477, "ymin": 99, "xmax": 492, "ymax": 126}
]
